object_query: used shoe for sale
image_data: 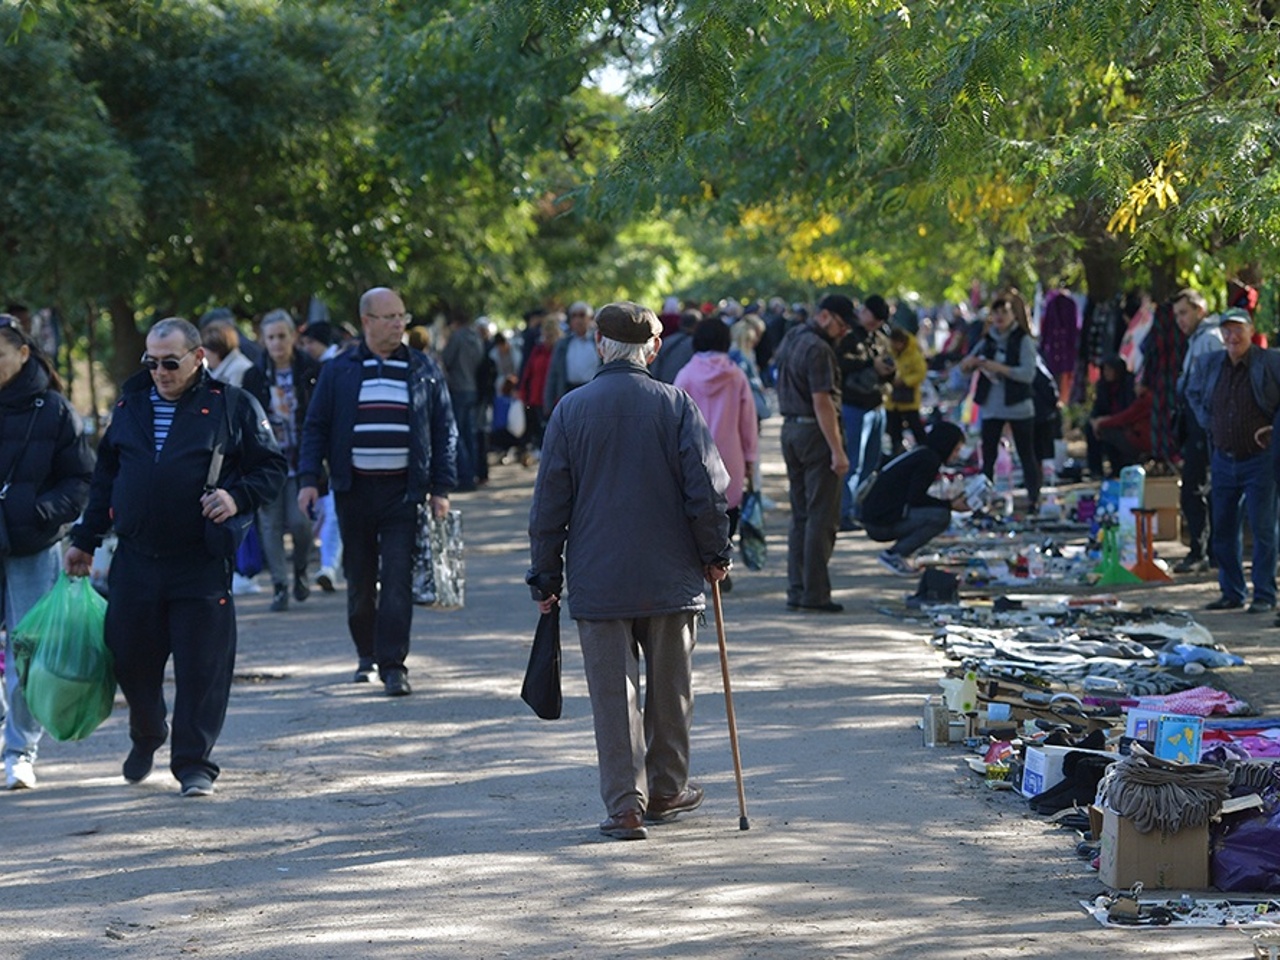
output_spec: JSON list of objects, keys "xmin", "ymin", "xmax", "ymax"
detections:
[
  {"xmin": 315, "ymin": 567, "xmax": 337, "ymax": 593},
  {"xmin": 383, "ymin": 668, "xmax": 412, "ymax": 697},
  {"xmin": 1173, "ymin": 555, "xmax": 1209, "ymax": 574},
  {"xmin": 645, "ymin": 784, "xmax": 704, "ymax": 823},
  {"xmin": 4, "ymin": 756, "xmax": 36, "ymax": 790},
  {"xmin": 353, "ymin": 658, "xmax": 376, "ymax": 683},
  {"xmin": 1205, "ymin": 596, "xmax": 1244, "ymax": 611},
  {"xmin": 179, "ymin": 773, "xmax": 215, "ymax": 798},
  {"xmin": 293, "ymin": 575, "xmax": 310, "ymax": 603},
  {"xmin": 878, "ymin": 551, "xmax": 917, "ymax": 577},
  {"xmin": 599, "ymin": 810, "xmax": 648, "ymax": 840},
  {"xmin": 270, "ymin": 583, "xmax": 288, "ymax": 612}
]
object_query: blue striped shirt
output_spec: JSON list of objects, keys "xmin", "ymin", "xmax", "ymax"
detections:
[
  {"xmin": 353, "ymin": 353, "xmax": 411, "ymax": 473},
  {"xmin": 151, "ymin": 387, "xmax": 177, "ymax": 456}
]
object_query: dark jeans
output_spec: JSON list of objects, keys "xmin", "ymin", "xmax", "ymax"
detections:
[
  {"xmin": 1181, "ymin": 415, "xmax": 1211, "ymax": 560},
  {"xmin": 980, "ymin": 416, "xmax": 1041, "ymax": 506},
  {"xmin": 336, "ymin": 474, "xmax": 418, "ymax": 675},
  {"xmin": 1210, "ymin": 449, "xmax": 1277, "ymax": 605},
  {"xmin": 782, "ymin": 421, "xmax": 840, "ymax": 606},
  {"xmin": 865, "ymin": 505, "xmax": 951, "ymax": 558},
  {"xmin": 105, "ymin": 544, "xmax": 237, "ymax": 782},
  {"xmin": 886, "ymin": 408, "xmax": 926, "ymax": 458},
  {"xmin": 450, "ymin": 389, "xmax": 478, "ymax": 489}
]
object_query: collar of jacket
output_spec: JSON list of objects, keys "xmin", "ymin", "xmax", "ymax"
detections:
[{"xmin": 595, "ymin": 358, "xmax": 653, "ymax": 379}]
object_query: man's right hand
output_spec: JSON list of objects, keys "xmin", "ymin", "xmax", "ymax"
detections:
[
  {"xmin": 831, "ymin": 450, "xmax": 850, "ymax": 476},
  {"xmin": 64, "ymin": 546, "xmax": 93, "ymax": 578},
  {"xmin": 297, "ymin": 485, "xmax": 320, "ymax": 518}
]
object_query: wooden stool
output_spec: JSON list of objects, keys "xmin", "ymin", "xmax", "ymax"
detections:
[{"xmin": 1129, "ymin": 508, "xmax": 1172, "ymax": 582}]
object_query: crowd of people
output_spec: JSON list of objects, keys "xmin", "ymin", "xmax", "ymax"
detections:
[{"xmin": 1, "ymin": 280, "xmax": 1277, "ymax": 842}]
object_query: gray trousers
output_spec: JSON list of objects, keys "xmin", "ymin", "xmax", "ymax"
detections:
[
  {"xmin": 577, "ymin": 613, "xmax": 696, "ymax": 818},
  {"xmin": 864, "ymin": 505, "xmax": 951, "ymax": 558},
  {"xmin": 258, "ymin": 476, "xmax": 312, "ymax": 586},
  {"xmin": 782, "ymin": 421, "xmax": 840, "ymax": 606}
]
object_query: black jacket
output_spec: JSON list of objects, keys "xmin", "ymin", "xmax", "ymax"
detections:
[
  {"xmin": 0, "ymin": 361, "xmax": 94, "ymax": 556},
  {"xmin": 250, "ymin": 347, "xmax": 321, "ymax": 473},
  {"xmin": 859, "ymin": 447, "xmax": 950, "ymax": 526},
  {"xmin": 71, "ymin": 367, "xmax": 286, "ymax": 558}
]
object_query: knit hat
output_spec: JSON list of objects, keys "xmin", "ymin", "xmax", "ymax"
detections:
[{"xmin": 924, "ymin": 422, "xmax": 964, "ymax": 460}]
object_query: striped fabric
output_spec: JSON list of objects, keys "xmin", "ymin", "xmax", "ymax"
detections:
[
  {"xmin": 150, "ymin": 387, "xmax": 177, "ymax": 455},
  {"xmin": 353, "ymin": 354, "xmax": 411, "ymax": 473}
]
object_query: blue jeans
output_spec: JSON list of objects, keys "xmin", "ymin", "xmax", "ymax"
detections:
[
  {"xmin": 2, "ymin": 545, "xmax": 62, "ymax": 763},
  {"xmin": 840, "ymin": 404, "xmax": 885, "ymax": 523},
  {"xmin": 1210, "ymin": 450, "xmax": 1277, "ymax": 605}
]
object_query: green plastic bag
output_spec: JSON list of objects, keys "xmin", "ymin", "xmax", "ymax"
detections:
[{"xmin": 12, "ymin": 572, "xmax": 115, "ymax": 741}]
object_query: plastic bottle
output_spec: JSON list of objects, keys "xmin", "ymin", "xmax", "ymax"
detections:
[
  {"xmin": 1027, "ymin": 546, "xmax": 1046, "ymax": 579},
  {"xmin": 994, "ymin": 440, "xmax": 1014, "ymax": 515}
]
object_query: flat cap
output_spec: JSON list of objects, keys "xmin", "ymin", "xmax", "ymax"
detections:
[{"xmin": 595, "ymin": 301, "xmax": 662, "ymax": 344}]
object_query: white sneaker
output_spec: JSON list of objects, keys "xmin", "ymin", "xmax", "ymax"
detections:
[
  {"xmin": 231, "ymin": 573, "xmax": 261, "ymax": 595},
  {"xmin": 5, "ymin": 756, "xmax": 36, "ymax": 790},
  {"xmin": 315, "ymin": 567, "xmax": 337, "ymax": 593}
]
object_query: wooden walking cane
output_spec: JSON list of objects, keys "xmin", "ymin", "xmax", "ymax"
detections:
[{"xmin": 710, "ymin": 578, "xmax": 750, "ymax": 831}]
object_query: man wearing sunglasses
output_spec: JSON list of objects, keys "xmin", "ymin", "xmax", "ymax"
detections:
[
  {"xmin": 298, "ymin": 287, "xmax": 458, "ymax": 697},
  {"xmin": 64, "ymin": 317, "xmax": 286, "ymax": 798}
]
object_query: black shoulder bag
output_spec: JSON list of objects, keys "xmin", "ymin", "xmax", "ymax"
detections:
[{"xmin": 203, "ymin": 387, "xmax": 255, "ymax": 559}]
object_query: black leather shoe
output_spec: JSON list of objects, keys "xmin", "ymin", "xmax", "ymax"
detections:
[
  {"xmin": 599, "ymin": 810, "xmax": 648, "ymax": 840},
  {"xmin": 1249, "ymin": 601, "xmax": 1276, "ymax": 614},
  {"xmin": 293, "ymin": 576, "xmax": 310, "ymax": 603},
  {"xmin": 789, "ymin": 601, "xmax": 844, "ymax": 613},
  {"xmin": 1173, "ymin": 555, "xmax": 1209, "ymax": 574},
  {"xmin": 383, "ymin": 668, "xmax": 412, "ymax": 697},
  {"xmin": 646, "ymin": 784, "xmax": 705, "ymax": 823},
  {"xmin": 1205, "ymin": 596, "xmax": 1244, "ymax": 611}
]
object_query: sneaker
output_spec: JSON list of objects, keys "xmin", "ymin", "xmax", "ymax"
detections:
[
  {"xmin": 353, "ymin": 658, "xmax": 376, "ymax": 683},
  {"xmin": 4, "ymin": 756, "xmax": 35, "ymax": 790},
  {"xmin": 231, "ymin": 572, "xmax": 261, "ymax": 595},
  {"xmin": 315, "ymin": 567, "xmax": 337, "ymax": 593},
  {"xmin": 179, "ymin": 773, "xmax": 215, "ymax": 798},
  {"xmin": 878, "ymin": 551, "xmax": 917, "ymax": 576},
  {"xmin": 270, "ymin": 584, "xmax": 288, "ymax": 612},
  {"xmin": 1173, "ymin": 555, "xmax": 1209, "ymax": 574},
  {"xmin": 293, "ymin": 576, "xmax": 310, "ymax": 603},
  {"xmin": 123, "ymin": 745, "xmax": 156, "ymax": 783}
]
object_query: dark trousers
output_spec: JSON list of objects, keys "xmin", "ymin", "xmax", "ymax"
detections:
[
  {"xmin": 886, "ymin": 408, "xmax": 926, "ymax": 457},
  {"xmin": 1180, "ymin": 415, "xmax": 1211, "ymax": 560},
  {"xmin": 782, "ymin": 421, "xmax": 840, "ymax": 606},
  {"xmin": 336, "ymin": 474, "xmax": 417, "ymax": 676},
  {"xmin": 980, "ymin": 416, "xmax": 1041, "ymax": 506},
  {"xmin": 450, "ymin": 389, "xmax": 478, "ymax": 488},
  {"xmin": 865, "ymin": 505, "xmax": 951, "ymax": 558},
  {"xmin": 1210, "ymin": 449, "xmax": 1277, "ymax": 606},
  {"xmin": 105, "ymin": 545, "xmax": 237, "ymax": 782}
]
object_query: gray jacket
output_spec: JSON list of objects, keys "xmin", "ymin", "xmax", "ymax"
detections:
[
  {"xmin": 527, "ymin": 359, "xmax": 731, "ymax": 620},
  {"xmin": 1184, "ymin": 344, "xmax": 1280, "ymax": 434},
  {"xmin": 1176, "ymin": 314, "xmax": 1224, "ymax": 399}
]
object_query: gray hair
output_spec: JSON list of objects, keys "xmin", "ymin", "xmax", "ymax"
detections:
[
  {"xmin": 261, "ymin": 308, "xmax": 296, "ymax": 333},
  {"xmin": 359, "ymin": 286, "xmax": 397, "ymax": 317},
  {"xmin": 598, "ymin": 336, "xmax": 658, "ymax": 364},
  {"xmin": 150, "ymin": 317, "xmax": 201, "ymax": 350}
]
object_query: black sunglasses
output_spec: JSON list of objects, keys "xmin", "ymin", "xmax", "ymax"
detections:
[{"xmin": 140, "ymin": 348, "xmax": 196, "ymax": 371}]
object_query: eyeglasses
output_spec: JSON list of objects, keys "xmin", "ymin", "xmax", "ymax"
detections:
[
  {"xmin": 366, "ymin": 312, "xmax": 412, "ymax": 324},
  {"xmin": 141, "ymin": 348, "xmax": 196, "ymax": 371}
]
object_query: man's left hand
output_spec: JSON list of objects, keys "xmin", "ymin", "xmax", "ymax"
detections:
[
  {"xmin": 705, "ymin": 564, "xmax": 729, "ymax": 583},
  {"xmin": 1255, "ymin": 425, "xmax": 1273, "ymax": 448},
  {"xmin": 200, "ymin": 488, "xmax": 239, "ymax": 524},
  {"xmin": 430, "ymin": 494, "xmax": 450, "ymax": 519}
]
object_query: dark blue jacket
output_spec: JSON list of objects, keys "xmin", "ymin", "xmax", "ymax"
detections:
[
  {"xmin": 0, "ymin": 361, "xmax": 94, "ymax": 556},
  {"xmin": 297, "ymin": 341, "xmax": 458, "ymax": 501},
  {"xmin": 71, "ymin": 367, "xmax": 286, "ymax": 558}
]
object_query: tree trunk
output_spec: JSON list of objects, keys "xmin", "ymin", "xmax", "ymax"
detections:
[
  {"xmin": 108, "ymin": 294, "xmax": 146, "ymax": 389},
  {"xmin": 1079, "ymin": 237, "xmax": 1125, "ymax": 301}
]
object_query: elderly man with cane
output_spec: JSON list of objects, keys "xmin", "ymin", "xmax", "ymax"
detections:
[{"xmin": 527, "ymin": 301, "xmax": 733, "ymax": 841}]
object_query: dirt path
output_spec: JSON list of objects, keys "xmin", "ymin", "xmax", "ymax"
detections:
[{"xmin": 2, "ymin": 421, "xmax": 1268, "ymax": 960}]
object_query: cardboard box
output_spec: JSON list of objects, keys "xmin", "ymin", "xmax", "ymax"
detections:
[
  {"xmin": 1143, "ymin": 476, "xmax": 1180, "ymax": 510},
  {"xmin": 1125, "ymin": 710, "xmax": 1204, "ymax": 763},
  {"xmin": 1098, "ymin": 806, "xmax": 1209, "ymax": 889},
  {"xmin": 1153, "ymin": 505, "xmax": 1179, "ymax": 541},
  {"xmin": 1019, "ymin": 744, "xmax": 1116, "ymax": 798}
]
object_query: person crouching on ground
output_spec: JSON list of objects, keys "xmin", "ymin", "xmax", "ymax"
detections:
[{"xmin": 861, "ymin": 421, "xmax": 967, "ymax": 576}]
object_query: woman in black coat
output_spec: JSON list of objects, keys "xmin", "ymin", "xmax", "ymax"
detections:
[{"xmin": 0, "ymin": 319, "xmax": 94, "ymax": 789}]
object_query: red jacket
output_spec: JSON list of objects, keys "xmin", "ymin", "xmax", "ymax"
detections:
[{"xmin": 1096, "ymin": 390, "xmax": 1153, "ymax": 454}]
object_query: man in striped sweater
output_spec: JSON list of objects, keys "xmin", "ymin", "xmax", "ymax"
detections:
[{"xmin": 298, "ymin": 288, "xmax": 458, "ymax": 697}]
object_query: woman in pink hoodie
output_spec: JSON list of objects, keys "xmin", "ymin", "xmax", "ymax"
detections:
[{"xmin": 675, "ymin": 318, "xmax": 759, "ymax": 540}]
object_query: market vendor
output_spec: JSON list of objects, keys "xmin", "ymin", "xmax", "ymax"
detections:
[
  {"xmin": 1088, "ymin": 379, "xmax": 1153, "ymax": 473},
  {"xmin": 861, "ymin": 421, "xmax": 967, "ymax": 576}
]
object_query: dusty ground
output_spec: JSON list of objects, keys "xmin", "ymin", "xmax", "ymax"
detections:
[{"xmin": 3, "ymin": 420, "xmax": 1276, "ymax": 960}]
